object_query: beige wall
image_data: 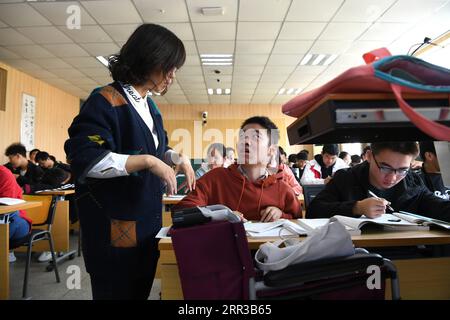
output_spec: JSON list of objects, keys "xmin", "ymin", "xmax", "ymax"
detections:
[
  {"xmin": 0, "ymin": 62, "xmax": 80, "ymax": 164},
  {"xmin": 158, "ymin": 103, "xmax": 311, "ymax": 160}
]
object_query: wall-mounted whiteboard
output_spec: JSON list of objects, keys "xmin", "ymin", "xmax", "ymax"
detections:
[{"xmin": 21, "ymin": 93, "xmax": 36, "ymax": 151}]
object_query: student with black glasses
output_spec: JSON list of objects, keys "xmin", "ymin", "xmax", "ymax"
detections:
[{"xmin": 307, "ymin": 141, "xmax": 450, "ymax": 222}]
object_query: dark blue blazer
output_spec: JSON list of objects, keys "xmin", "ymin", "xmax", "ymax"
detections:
[{"xmin": 65, "ymin": 82, "xmax": 169, "ymax": 273}]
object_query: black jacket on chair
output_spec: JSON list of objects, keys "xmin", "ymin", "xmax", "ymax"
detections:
[{"xmin": 306, "ymin": 161, "xmax": 450, "ymax": 222}]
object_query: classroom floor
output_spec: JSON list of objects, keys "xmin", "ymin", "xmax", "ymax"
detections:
[{"xmin": 8, "ymin": 233, "xmax": 162, "ymax": 300}]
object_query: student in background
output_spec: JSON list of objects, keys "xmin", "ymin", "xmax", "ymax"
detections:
[
  {"xmin": 296, "ymin": 151, "xmax": 309, "ymax": 182},
  {"xmin": 300, "ymin": 144, "xmax": 348, "ymax": 185},
  {"xmin": 300, "ymin": 149, "xmax": 310, "ymax": 160},
  {"xmin": 4, "ymin": 143, "xmax": 44, "ymax": 189},
  {"xmin": 28, "ymin": 149, "xmax": 40, "ymax": 165},
  {"xmin": 0, "ymin": 165, "xmax": 32, "ymax": 262},
  {"xmin": 195, "ymin": 143, "xmax": 226, "ymax": 179},
  {"xmin": 418, "ymin": 141, "xmax": 449, "ymax": 200},
  {"xmin": 176, "ymin": 116, "xmax": 301, "ymax": 222},
  {"xmin": 361, "ymin": 145, "xmax": 371, "ymax": 162},
  {"xmin": 350, "ymin": 154, "xmax": 363, "ymax": 167},
  {"xmin": 35, "ymin": 151, "xmax": 71, "ymax": 177},
  {"xmin": 224, "ymin": 147, "xmax": 236, "ymax": 168},
  {"xmin": 339, "ymin": 151, "xmax": 351, "ymax": 166},
  {"xmin": 268, "ymin": 147, "xmax": 302, "ymax": 195},
  {"xmin": 27, "ymin": 168, "xmax": 71, "ymax": 193},
  {"xmin": 287, "ymin": 153, "xmax": 296, "ymax": 168},
  {"xmin": 307, "ymin": 142, "xmax": 450, "ymax": 221}
]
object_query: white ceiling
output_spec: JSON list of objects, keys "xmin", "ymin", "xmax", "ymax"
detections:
[{"xmin": 0, "ymin": 0, "xmax": 448, "ymax": 105}]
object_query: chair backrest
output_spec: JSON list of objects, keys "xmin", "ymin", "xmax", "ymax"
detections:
[
  {"xmin": 302, "ymin": 184, "xmax": 326, "ymax": 209},
  {"xmin": 171, "ymin": 220, "xmax": 255, "ymax": 300},
  {"xmin": 22, "ymin": 194, "xmax": 57, "ymax": 226}
]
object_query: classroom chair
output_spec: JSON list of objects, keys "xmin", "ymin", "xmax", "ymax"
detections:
[
  {"xmin": 171, "ymin": 220, "xmax": 400, "ymax": 300},
  {"xmin": 10, "ymin": 195, "xmax": 60, "ymax": 299},
  {"xmin": 302, "ymin": 184, "xmax": 326, "ymax": 209}
]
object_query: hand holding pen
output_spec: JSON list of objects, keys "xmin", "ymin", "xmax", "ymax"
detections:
[
  {"xmin": 352, "ymin": 190, "xmax": 394, "ymax": 219},
  {"xmin": 368, "ymin": 190, "xmax": 395, "ymax": 212}
]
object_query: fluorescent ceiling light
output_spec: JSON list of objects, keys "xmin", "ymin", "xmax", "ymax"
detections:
[
  {"xmin": 286, "ymin": 88, "xmax": 295, "ymax": 95},
  {"xmin": 201, "ymin": 7, "xmax": 224, "ymax": 16},
  {"xmin": 96, "ymin": 56, "xmax": 108, "ymax": 67},
  {"xmin": 300, "ymin": 53, "xmax": 313, "ymax": 65},
  {"xmin": 201, "ymin": 58, "xmax": 233, "ymax": 62},
  {"xmin": 225, "ymin": 88, "xmax": 231, "ymax": 94},
  {"xmin": 207, "ymin": 88, "xmax": 214, "ymax": 95},
  {"xmin": 216, "ymin": 88, "xmax": 222, "ymax": 95},
  {"xmin": 323, "ymin": 54, "xmax": 338, "ymax": 66},
  {"xmin": 278, "ymin": 88, "xmax": 286, "ymax": 95},
  {"xmin": 312, "ymin": 54, "xmax": 326, "ymax": 66},
  {"xmin": 294, "ymin": 88, "xmax": 303, "ymax": 95},
  {"xmin": 202, "ymin": 62, "xmax": 233, "ymax": 66},
  {"xmin": 200, "ymin": 54, "xmax": 233, "ymax": 58}
]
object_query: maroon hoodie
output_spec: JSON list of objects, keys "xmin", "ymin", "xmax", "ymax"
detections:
[{"xmin": 175, "ymin": 164, "xmax": 301, "ymax": 221}]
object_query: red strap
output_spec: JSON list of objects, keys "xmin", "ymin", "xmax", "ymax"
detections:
[
  {"xmin": 363, "ymin": 48, "xmax": 392, "ymax": 64},
  {"xmin": 391, "ymin": 84, "xmax": 450, "ymax": 141}
]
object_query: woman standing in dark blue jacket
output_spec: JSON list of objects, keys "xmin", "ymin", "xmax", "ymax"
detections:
[{"xmin": 65, "ymin": 24, "xmax": 195, "ymax": 300}]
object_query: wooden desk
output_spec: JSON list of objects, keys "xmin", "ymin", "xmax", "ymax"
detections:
[
  {"xmin": 36, "ymin": 190, "xmax": 75, "ymax": 198},
  {"xmin": 158, "ymin": 228, "xmax": 450, "ymax": 300},
  {"xmin": 162, "ymin": 196, "xmax": 185, "ymax": 206},
  {"xmin": 1, "ymin": 201, "xmax": 42, "ymax": 300}
]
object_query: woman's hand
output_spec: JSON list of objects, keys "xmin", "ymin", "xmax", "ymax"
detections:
[
  {"xmin": 174, "ymin": 153, "xmax": 196, "ymax": 192},
  {"xmin": 148, "ymin": 156, "xmax": 177, "ymax": 195}
]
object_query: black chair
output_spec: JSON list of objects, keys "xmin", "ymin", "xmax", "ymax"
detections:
[
  {"xmin": 10, "ymin": 195, "xmax": 60, "ymax": 299},
  {"xmin": 302, "ymin": 184, "xmax": 326, "ymax": 209}
]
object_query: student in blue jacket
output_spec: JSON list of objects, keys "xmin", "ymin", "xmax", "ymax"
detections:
[{"xmin": 65, "ymin": 24, "xmax": 195, "ymax": 300}]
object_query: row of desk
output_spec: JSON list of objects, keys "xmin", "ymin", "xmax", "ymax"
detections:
[
  {"xmin": 160, "ymin": 196, "xmax": 450, "ymax": 300},
  {"xmin": 0, "ymin": 190, "xmax": 75, "ymax": 300}
]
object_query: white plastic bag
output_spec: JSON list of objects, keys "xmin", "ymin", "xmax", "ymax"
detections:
[{"xmin": 254, "ymin": 221, "xmax": 355, "ymax": 271}]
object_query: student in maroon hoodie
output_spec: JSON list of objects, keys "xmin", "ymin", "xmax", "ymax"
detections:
[{"xmin": 176, "ymin": 116, "xmax": 301, "ymax": 221}]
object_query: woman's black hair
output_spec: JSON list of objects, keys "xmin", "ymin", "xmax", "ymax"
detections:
[{"xmin": 109, "ymin": 24, "xmax": 186, "ymax": 86}]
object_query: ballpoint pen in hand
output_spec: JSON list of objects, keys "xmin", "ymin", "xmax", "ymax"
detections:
[{"xmin": 368, "ymin": 190, "xmax": 395, "ymax": 212}]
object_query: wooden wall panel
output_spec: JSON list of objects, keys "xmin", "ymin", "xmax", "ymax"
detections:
[{"xmin": 0, "ymin": 62, "xmax": 80, "ymax": 164}]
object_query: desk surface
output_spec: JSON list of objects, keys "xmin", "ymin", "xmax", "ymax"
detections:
[
  {"xmin": 163, "ymin": 196, "xmax": 185, "ymax": 205},
  {"xmin": 36, "ymin": 190, "xmax": 75, "ymax": 196},
  {"xmin": 159, "ymin": 228, "xmax": 450, "ymax": 250},
  {"xmin": 0, "ymin": 201, "xmax": 42, "ymax": 215}
]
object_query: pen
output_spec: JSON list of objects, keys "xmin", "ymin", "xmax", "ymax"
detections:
[{"xmin": 368, "ymin": 190, "xmax": 395, "ymax": 212}]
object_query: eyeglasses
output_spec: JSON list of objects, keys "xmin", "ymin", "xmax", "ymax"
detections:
[{"xmin": 372, "ymin": 155, "xmax": 410, "ymax": 177}]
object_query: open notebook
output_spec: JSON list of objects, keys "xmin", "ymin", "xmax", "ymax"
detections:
[
  {"xmin": 244, "ymin": 219, "xmax": 308, "ymax": 237},
  {"xmin": 331, "ymin": 214, "xmax": 429, "ymax": 232},
  {"xmin": 393, "ymin": 211, "xmax": 450, "ymax": 230},
  {"xmin": 0, "ymin": 197, "xmax": 25, "ymax": 206},
  {"xmin": 298, "ymin": 213, "xmax": 430, "ymax": 235},
  {"xmin": 297, "ymin": 218, "xmax": 362, "ymax": 236}
]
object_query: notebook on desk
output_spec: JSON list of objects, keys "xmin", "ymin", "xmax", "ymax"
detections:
[
  {"xmin": 0, "ymin": 197, "xmax": 25, "ymax": 206},
  {"xmin": 331, "ymin": 214, "xmax": 429, "ymax": 232},
  {"xmin": 244, "ymin": 220, "xmax": 308, "ymax": 238},
  {"xmin": 298, "ymin": 213, "xmax": 429, "ymax": 236},
  {"xmin": 393, "ymin": 211, "xmax": 450, "ymax": 231},
  {"xmin": 297, "ymin": 218, "xmax": 361, "ymax": 235}
]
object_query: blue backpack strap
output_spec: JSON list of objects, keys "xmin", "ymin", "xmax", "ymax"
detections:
[{"xmin": 372, "ymin": 55, "xmax": 450, "ymax": 93}]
